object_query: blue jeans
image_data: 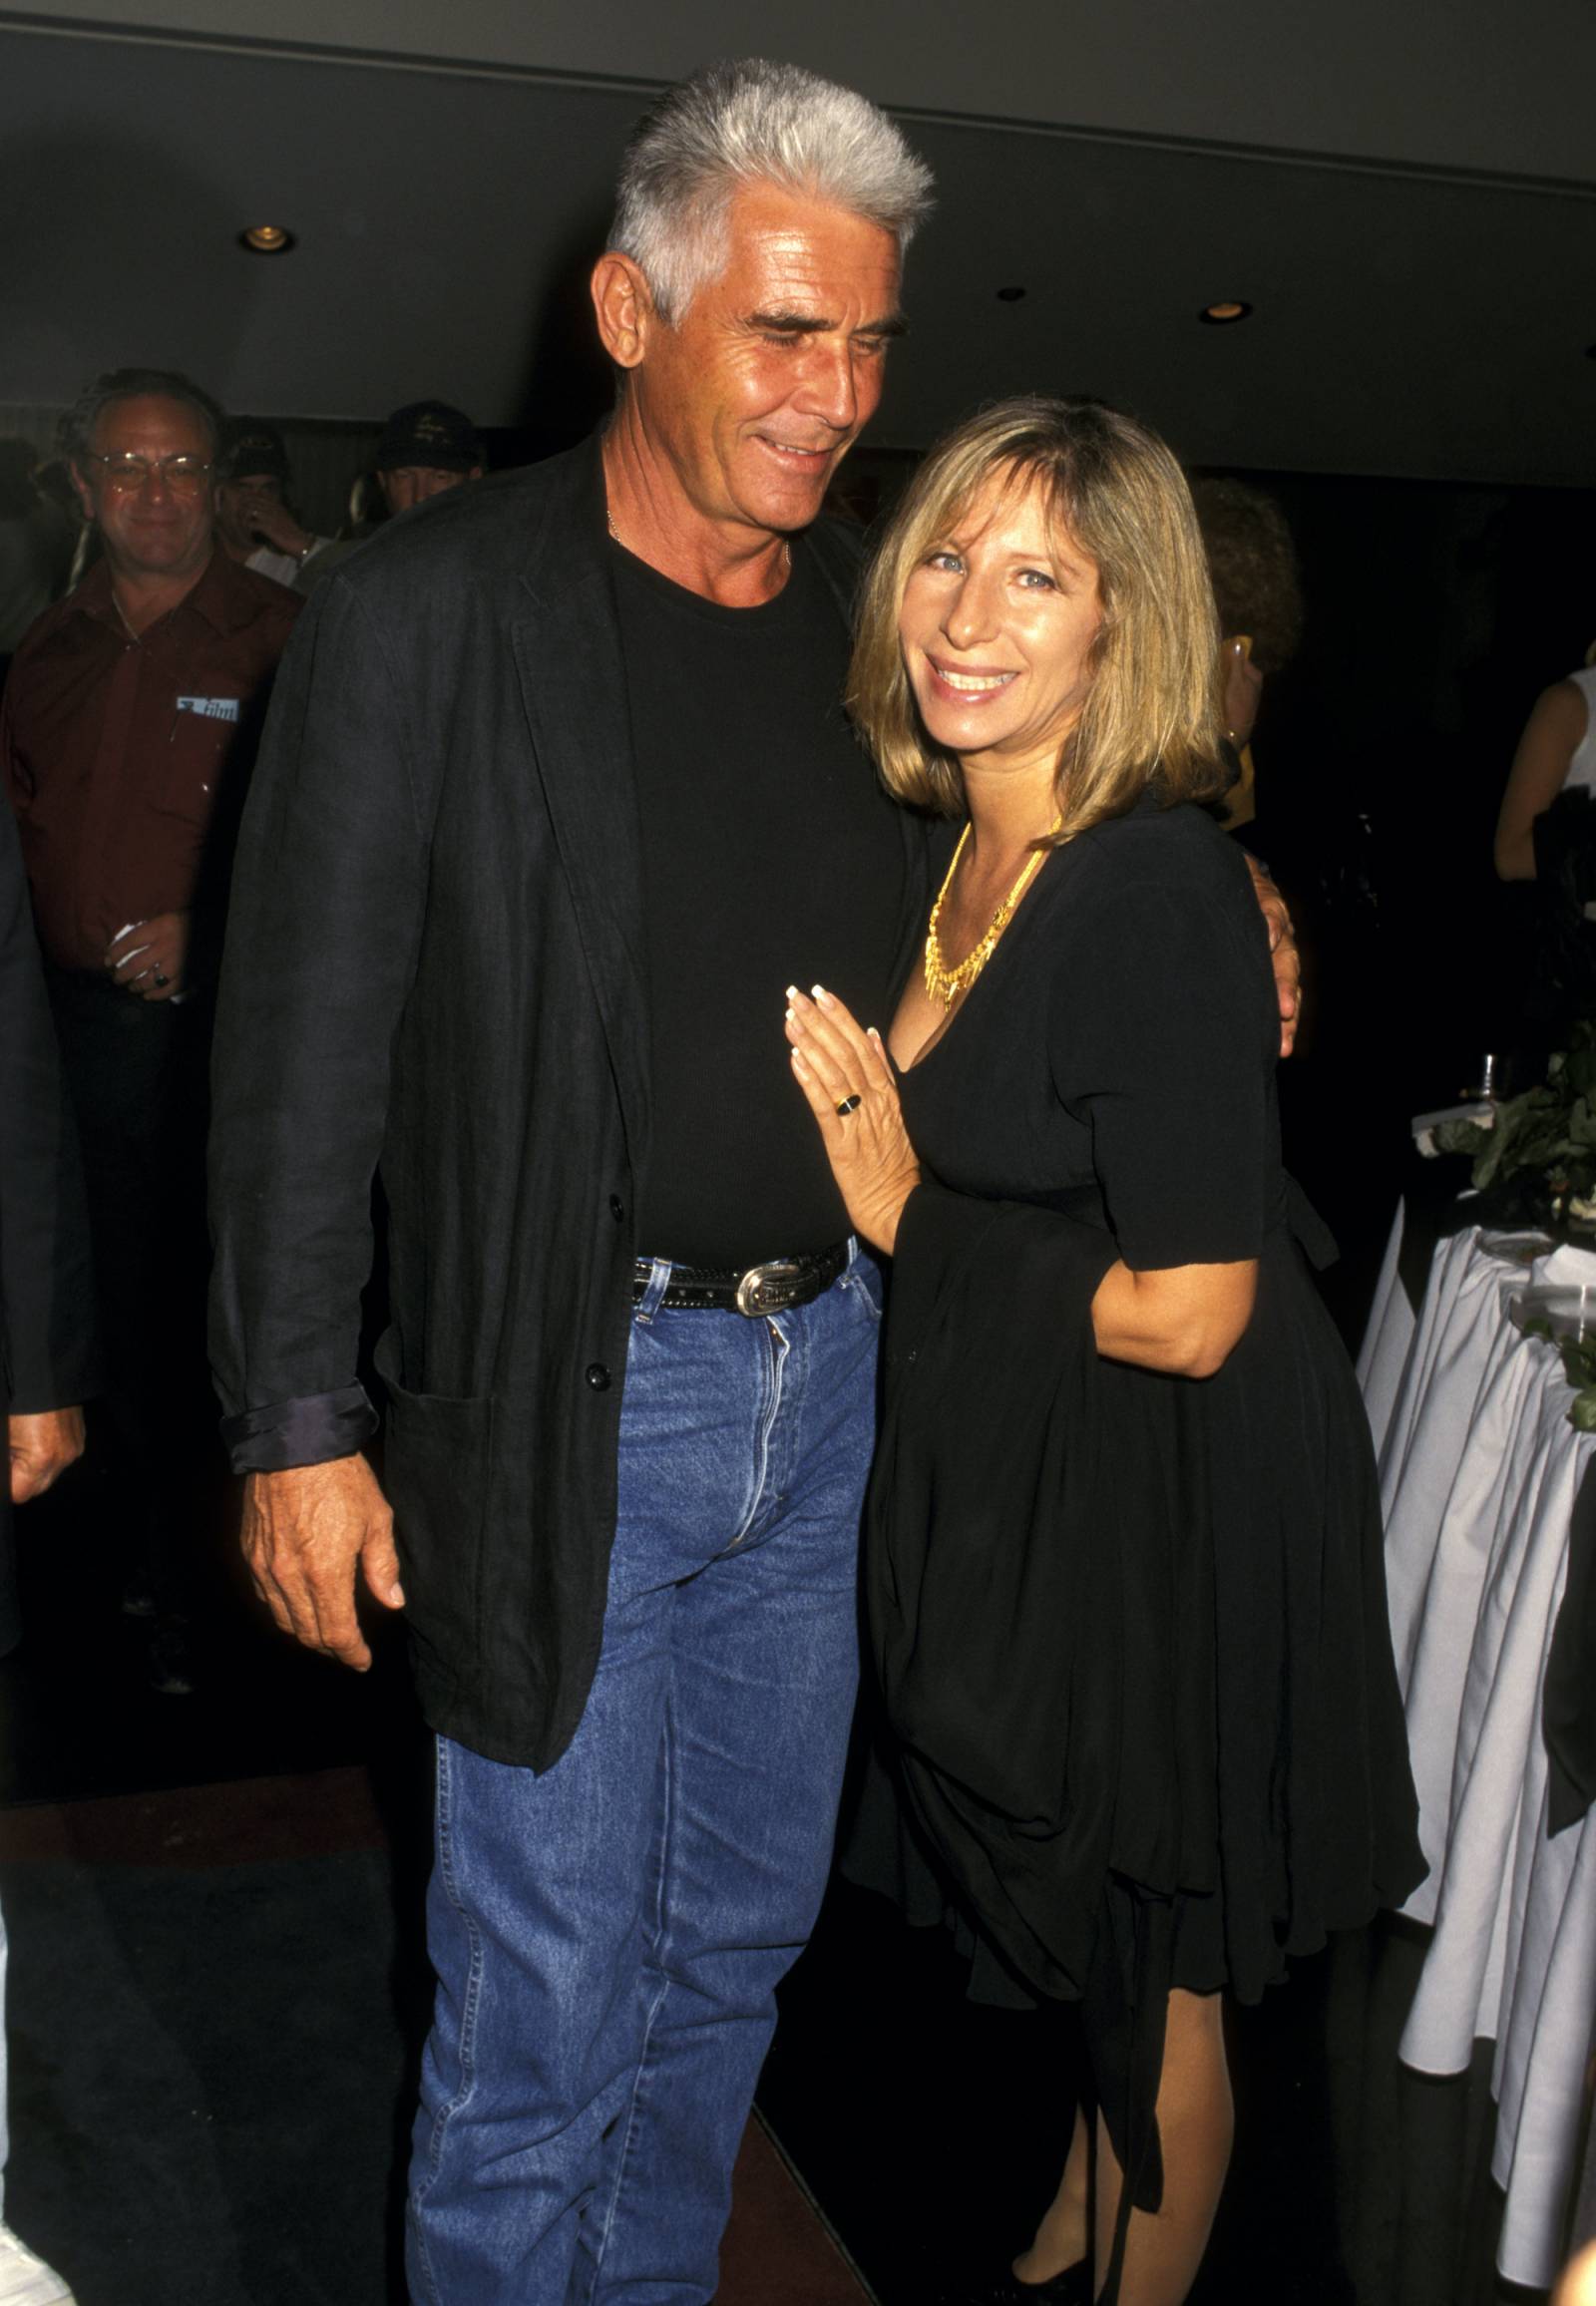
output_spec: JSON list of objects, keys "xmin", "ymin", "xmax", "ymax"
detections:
[{"xmin": 406, "ymin": 1250, "xmax": 882, "ymax": 2304}]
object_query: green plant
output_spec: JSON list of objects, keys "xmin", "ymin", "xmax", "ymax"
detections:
[{"xmin": 1434, "ymin": 1025, "xmax": 1596, "ymax": 1235}]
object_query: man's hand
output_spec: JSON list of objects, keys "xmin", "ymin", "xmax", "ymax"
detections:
[
  {"xmin": 241, "ymin": 1455, "xmax": 405, "ymax": 1672},
  {"xmin": 1244, "ymin": 856, "xmax": 1302, "ymax": 1058},
  {"xmin": 238, "ymin": 491, "xmax": 314, "ymax": 562},
  {"xmin": 9, "ymin": 1407, "xmax": 85, "ymax": 1505},
  {"xmin": 106, "ymin": 912, "xmax": 191, "ymax": 1001},
  {"xmin": 1221, "ymin": 635, "xmax": 1264, "ymax": 749}
]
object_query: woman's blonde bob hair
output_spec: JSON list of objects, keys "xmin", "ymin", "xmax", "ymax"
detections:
[{"xmin": 848, "ymin": 395, "xmax": 1229, "ymax": 840}]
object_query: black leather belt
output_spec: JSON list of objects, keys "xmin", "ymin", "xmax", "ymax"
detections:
[{"xmin": 632, "ymin": 1241, "xmax": 851, "ymax": 1318}]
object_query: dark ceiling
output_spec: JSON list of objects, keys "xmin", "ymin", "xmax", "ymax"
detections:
[{"xmin": 3, "ymin": 16, "xmax": 1595, "ymax": 487}]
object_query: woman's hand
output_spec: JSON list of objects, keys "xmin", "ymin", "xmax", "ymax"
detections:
[{"xmin": 785, "ymin": 984, "xmax": 920, "ymax": 1255}]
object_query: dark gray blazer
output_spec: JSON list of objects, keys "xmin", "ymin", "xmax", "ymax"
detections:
[
  {"xmin": 208, "ymin": 435, "xmax": 932, "ymax": 1767},
  {"xmin": 0, "ymin": 796, "xmax": 95, "ymax": 1655}
]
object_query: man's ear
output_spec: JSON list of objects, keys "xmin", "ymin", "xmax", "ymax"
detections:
[
  {"xmin": 591, "ymin": 250, "xmax": 657, "ymax": 373},
  {"xmin": 68, "ymin": 461, "xmax": 96, "ymax": 524}
]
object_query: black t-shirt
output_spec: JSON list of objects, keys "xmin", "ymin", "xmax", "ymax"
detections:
[{"xmin": 613, "ymin": 536, "xmax": 910, "ymax": 1267}]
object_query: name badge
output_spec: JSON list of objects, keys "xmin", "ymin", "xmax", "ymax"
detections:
[{"xmin": 176, "ymin": 695, "xmax": 241, "ymax": 723}]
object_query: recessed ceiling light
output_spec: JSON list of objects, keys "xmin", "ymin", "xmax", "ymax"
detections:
[
  {"xmin": 239, "ymin": 225, "xmax": 296, "ymax": 254},
  {"xmin": 1200, "ymin": 300, "xmax": 1252, "ymax": 325},
  {"xmin": 996, "ymin": 285, "xmax": 1027, "ymax": 303}
]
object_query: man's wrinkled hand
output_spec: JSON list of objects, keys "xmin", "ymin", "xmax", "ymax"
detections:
[
  {"xmin": 1221, "ymin": 636, "xmax": 1264, "ymax": 749},
  {"xmin": 1245, "ymin": 855, "xmax": 1302, "ymax": 1059},
  {"xmin": 9, "ymin": 1407, "xmax": 86, "ymax": 1504},
  {"xmin": 241, "ymin": 1455, "xmax": 404, "ymax": 1672}
]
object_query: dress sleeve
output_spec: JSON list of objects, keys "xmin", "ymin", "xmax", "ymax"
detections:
[{"xmin": 1051, "ymin": 867, "xmax": 1274, "ymax": 1271}]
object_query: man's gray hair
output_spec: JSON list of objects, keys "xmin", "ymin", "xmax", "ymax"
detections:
[{"xmin": 608, "ymin": 58, "xmax": 934, "ymax": 325}]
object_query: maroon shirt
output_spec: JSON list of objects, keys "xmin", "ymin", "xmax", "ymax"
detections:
[{"xmin": 1, "ymin": 549, "xmax": 300, "ymax": 972}]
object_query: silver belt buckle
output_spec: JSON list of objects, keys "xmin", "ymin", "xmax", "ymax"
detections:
[{"xmin": 735, "ymin": 1258, "xmax": 802, "ymax": 1318}]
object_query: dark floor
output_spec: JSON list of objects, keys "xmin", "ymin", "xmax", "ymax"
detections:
[
  {"xmin": 1, "ymin": 1459, "xmax": 1543, "ymax": 2306},
  {"xmin": 0, "ymin": 1772, "xmax": 871, "ymax": 2306}
]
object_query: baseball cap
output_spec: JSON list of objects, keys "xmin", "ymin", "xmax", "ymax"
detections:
[
  {"xmin": 215, "ymin": 420, "xmax": 292, "ymax": 487},
  {"xmin": 375, "ymin": 400, "xmax": 484, "ymax": 474}
]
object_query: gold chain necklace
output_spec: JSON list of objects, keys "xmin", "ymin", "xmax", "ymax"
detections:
[{"xmin": 924, "ymin": 823, "xmax": 1049, "ymax": 1008}]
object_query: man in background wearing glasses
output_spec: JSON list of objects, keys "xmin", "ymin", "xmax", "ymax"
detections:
[{"xmin": 0, "ymin": 368, "xmax": 299, "ymax": 1692}]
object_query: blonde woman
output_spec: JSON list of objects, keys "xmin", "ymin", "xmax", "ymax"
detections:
[{"xmin": 783, "ymin": 398, "xmax": 1421, "ymax": 2306}]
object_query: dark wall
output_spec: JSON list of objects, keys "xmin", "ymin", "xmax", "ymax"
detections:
[{"xmin": 1220, "ymin": 469, "xmax": 1595, "ymax": 1296}]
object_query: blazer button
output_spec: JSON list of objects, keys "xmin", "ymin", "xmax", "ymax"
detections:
[
  {"xmin": 608, "ymin": 1195, "xmax": 624, "ymax": 1222},
  {"xmin": 586, "ymin": 1361, "xmax": 611, "ymax": 1391}
]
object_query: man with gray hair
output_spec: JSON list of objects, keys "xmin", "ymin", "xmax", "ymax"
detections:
[{"xmin": 211, "ymin": 59, "xmax": 933, "ymax": 2302}]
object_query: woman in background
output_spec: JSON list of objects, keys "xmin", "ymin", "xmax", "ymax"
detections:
[{"xmin": 1495, "ymin": 647, "xmax": 1596, "ymax": 881}]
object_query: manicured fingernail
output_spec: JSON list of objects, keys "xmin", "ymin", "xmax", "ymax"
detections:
[
  {"xmin": 868, "ymin": 1025, "xmax": 882, "ymax": 1041},
  {"xmin": 812, "ymin": 983, "xmax": 831, "ymax": 1005},
  {"xmin": 785, "ymin": 984, "xmax": 799, "ymax": 1000}
]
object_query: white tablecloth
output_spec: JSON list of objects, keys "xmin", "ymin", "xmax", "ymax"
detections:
[{"xmin": 1359, "ymin": 1218, "xmax": 1596, "ymax": 2288}]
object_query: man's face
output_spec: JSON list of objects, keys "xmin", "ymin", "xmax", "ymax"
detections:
[
  {"xmin": 378, "ymin": 464, "xmax": 479, "ymax": 516},
  {"xmin": 626, "ymin": 182, "xmax": 904, "ymax": 541},
  {"xmin": 213, "ymin": 470, "xmax": 282, "ymax": 558},
  {"xmin": 72, "ymin": 394, "xmax": 214, "ymax": 585}
]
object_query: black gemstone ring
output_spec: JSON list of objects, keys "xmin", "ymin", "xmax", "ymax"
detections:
[{"xmin": 835, "ymin": 1093, "xmax": 863, "ymax": 1117}]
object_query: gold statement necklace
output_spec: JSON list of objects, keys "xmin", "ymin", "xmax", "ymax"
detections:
[{"xmin": 924, "ymin": 823, "xmax": 1050, "ymax": 1008}]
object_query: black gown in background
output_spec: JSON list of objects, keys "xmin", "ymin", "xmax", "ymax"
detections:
[{"xmin": 846, "ymin": 795, "xmax": 1423, "ymax": 2228}]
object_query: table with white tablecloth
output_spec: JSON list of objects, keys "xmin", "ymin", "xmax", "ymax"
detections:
[{"xmin": 1359, "ymin": 1216, "xmax": 1596, "ymax": 2290}]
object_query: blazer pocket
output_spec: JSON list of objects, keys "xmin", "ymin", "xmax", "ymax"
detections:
[{"xmin": 379, "ymin": 1354, "xmax": 493, "ymax": 1688}]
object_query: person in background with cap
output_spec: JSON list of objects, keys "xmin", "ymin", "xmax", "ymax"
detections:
[
  {"xmin": 212, "ymin": 421, "xmax": 336, "ymax": 591},
  {"xmin": 213, "ymin": 402, "xmax": 488, "ymax": 600},
  {"xmin": 373, "ymin": 399, "xmax": 485, "ymax": 516}
]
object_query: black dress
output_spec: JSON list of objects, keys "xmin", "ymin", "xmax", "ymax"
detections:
[{"xmin": 847, "ymin": 796, "xmax": 1423, "ymax": 2234}]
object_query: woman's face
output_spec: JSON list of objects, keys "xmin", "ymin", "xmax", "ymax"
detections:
[{"xmin": 898, "ymin": 474, "xmax": 1102, "ymax": 786}]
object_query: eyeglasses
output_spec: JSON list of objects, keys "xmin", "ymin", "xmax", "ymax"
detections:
[{"xmin": 85, "ymin": 453, "xmax": 213, "ymax": 493}]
